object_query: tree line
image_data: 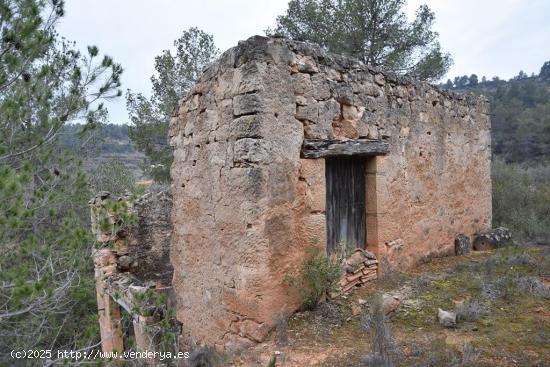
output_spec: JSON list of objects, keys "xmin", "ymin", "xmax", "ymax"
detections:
[
  {"xmin": 440, "ymin": 62, "xmax": 550, "ymax": 164},
  {"xmin": 442, "ymin": 61, "xmax": 550, "ymax": 90}
]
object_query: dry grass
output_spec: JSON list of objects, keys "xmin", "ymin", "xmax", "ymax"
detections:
[
  {"xmin": 231, "ymin": 245, "xmax": 549, "ymax": 366},
  {"xmin": 360, "ymin": 293, "xmax": 399, "ymax": 367}
]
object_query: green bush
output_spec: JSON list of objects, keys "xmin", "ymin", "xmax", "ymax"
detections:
[
  {"xmin": 492, "ymin": 158, "xmax": 550, "ymax": 242},
  {"xmin": 285, "ymin": 247, "xmax": 341, "ymax": 310}
]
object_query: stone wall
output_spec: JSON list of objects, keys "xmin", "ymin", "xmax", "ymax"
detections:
[
  {"xmin": 127, "ymin": 191, "xmax": 173, "ymax": 286},
  {"xmin": 90, "ymin": 191, "xmax": 173, "ymax": 286},
  {"xmin": 168, "ymin": 36, "xmax": 491, "ymax": 349},
  {"xmin": 90, "ymin": 191, "xmax": 174, "ymax": 354}
]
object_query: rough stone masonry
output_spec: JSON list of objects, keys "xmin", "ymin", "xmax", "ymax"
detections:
[{"xmin": 168, "ymin": 36, "xmax": 491, "ymax": 350}]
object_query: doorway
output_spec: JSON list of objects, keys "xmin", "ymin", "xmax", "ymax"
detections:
[{"xmin": 325, "ymin": 157, "xmax": 366, "ymax": 255}]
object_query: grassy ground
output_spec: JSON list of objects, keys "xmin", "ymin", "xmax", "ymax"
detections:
[{"xmin": 232, "ymin": 245, "xmax": 549, "ymax": 366}]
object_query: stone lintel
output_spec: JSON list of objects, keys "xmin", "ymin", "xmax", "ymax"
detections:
[{"xmin": 301, "ymin": 139, "xmax": 389, "ymax": 159}]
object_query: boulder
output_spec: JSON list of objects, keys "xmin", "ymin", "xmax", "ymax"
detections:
[
  {"xmin": 473, "ymin": 227, "xmax": 512, "ymax": 251},
  {"xmin": 118, "ymin": 255, "xmax": 134, "ymax": 270},
  {"xmin": 455, "ymin": 234, "xmax": 471, "ymax": 255},
  {"xmin": 381, "ymin": 293, "xmax": 400, "ymax": 315},
  {"xmin": 438, "ymin": 308, "xmax": 457, "ymax": 328}
]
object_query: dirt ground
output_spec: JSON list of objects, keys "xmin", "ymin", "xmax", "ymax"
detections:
[{"xmin": 228, "ymin": 245, "xmax": 549, "ymax": 367}]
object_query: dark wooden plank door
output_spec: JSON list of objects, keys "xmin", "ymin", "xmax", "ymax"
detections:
[{"xmin": 326, "ymin": 157, "xmax": 366, "ymax": 254}]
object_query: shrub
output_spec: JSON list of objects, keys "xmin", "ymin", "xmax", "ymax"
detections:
[
  {"xmin": 361, "ymin": 293, "xmax": 399, "ymax": 367},
  {"xmin": 455, "ymin": 299, "xmax": 485, "ymax": 322},
  {"xmin": 285, "ymin": 247, "xmax": 341, "ymax": 310},
  {"xmin": 93, "ymin": 197, "xmax": 137, "ymax": 242},
  {"xmin": 481, "ymin": 281, "xmax": 501, "ymax": 300},
  {"xmin": 515, "ymin": 276, "xmax": 550, "ymax": 299},
  {"xmin": 459, "ymin": 343, "xmax": 480, "ymax": 367},
  {"xmin": 420, "ymin": 340, "xmax": 480, "ymax": 367},
  {"xmin": 377, "ymin": 258, "xmax": 408, "ymax": 291},
  {"xmin": 410, "ymin": 274, "xmax": 433, "ymax": 297},
  {"xmin": 506, "ymin": 252, "xmax": 536, "ymax": 266},
  {"xmin": 187, "ymin": 346, "xmax": 219, "ymax": 367}
]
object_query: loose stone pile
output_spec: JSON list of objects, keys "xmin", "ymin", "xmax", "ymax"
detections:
[{"xmin": 339, "ymin": 248, "xmax": 378, "ymax": 293}]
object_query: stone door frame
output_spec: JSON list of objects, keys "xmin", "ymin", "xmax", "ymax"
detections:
[{"xmin": 301, "ymin": 138, "xmax": 388, "ymax": 257}]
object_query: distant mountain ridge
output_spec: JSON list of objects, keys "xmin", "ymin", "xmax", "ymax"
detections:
[
  {"xmin": 60, "ymin": 123, "xmax": 146, "ymax": 177},
  {"xmin": 441, "ymin": 61, "xmax": 550, "ymax": 164}
]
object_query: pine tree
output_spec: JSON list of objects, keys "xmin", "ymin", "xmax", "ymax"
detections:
[
  {"xmin": 126, "ymin": 27, "xmax": 219, "ymax": 182},
  {"xmin": 469, "ymin": 74, "xmax": 478, "ymax": 86},
  {"xmin": 539, "ymin": 61, "xmax": 550, "ymax": 81},
  {"xmin": 0, "ymin": 0, "xmax": 122, "ymax": 359},
  {"xmin": 270, "ymin": 0, "xmax": 452, "ymax": 81}
]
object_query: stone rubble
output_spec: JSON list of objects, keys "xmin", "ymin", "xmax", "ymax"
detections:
[
  {"xmin": 381, "ymin": 293, "xmax": 401, "ymax": 315},
  {"xmin": 339, "ymin": 248, "xmax": 379, "ymax": 293}
]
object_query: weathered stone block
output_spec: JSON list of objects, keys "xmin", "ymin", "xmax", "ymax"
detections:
[
  {"xmin": 332, "ymin": 83, "xmax": 354, "ymax": 104},
  {"xmin": 236, "ymin": 62, "xmax": 265, "ymax": 94},
  {"xmin": 295, "ymin": 103, "xmax": 318, "ymax": 122},
  {"xmin": 233, "ymin": 93, "xmax": 262, "ymax": 116},
  {"xmin": 374, "ymin": 73, "xmax": 386, "ymax": 86},
  {"xmin": 316, "ymin": 99, "xmax": 340, "ymax": 134},
  {"xmin": 299, "ymin": 159, "xmax": 325, "ymax": 213},
  {"xmin": 454, "ymin": 234, "xmax": 471, "ymax": 255},
  {"xmin": 342, "ymin": 104, "xmax": 365, "ymax": 121},
  {"xmin": 293, "ymin": 55, "xmax": 318, "ymax": 74},
  {"xmin": 311, "ymin": 74, "xmax": 331, "ymax": 100},
  {"xmin": 292, "ymin": 72, "xmax": 312, "ymax": 95},
  {"xmin": 473, "ymin": 227, "xmax": 512, "ymax": 250},
  {"xmin": 230, "ymin": 115, "xmax": 262, "ymax": 138},
  {"xmin": 234, "ymin": 138, "xmax": 270, "ymax": 164},
  {"xmin": 438, "ymin": 308, "xmax": 456, "ymax": 328},
  {"xmin": 332, "ymin": 118, "xmax": 359, "ymax": 139}
]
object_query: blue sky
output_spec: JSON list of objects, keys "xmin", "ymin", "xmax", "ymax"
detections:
[{"xmin": 57, "ymin": 0, "xmax": 550, "ymax": 125}]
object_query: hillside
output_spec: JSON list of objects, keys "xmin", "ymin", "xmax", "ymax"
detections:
[
  {"xmin": 60, "ymin": 123, "xmax": 146, "ymax": 178},
  {"xmin": 441, "ymin": 62, "xmax": 550, "ymax": 164}
]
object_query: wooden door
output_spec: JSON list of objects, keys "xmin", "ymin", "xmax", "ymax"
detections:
[{"xmin": 326, "ymin": 157, "xmax": 366, "ymax": 254}]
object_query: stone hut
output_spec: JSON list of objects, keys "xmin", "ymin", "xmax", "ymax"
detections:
[{"xmin": 167, "ymin": 36, "xmax": 492, "ymax": 350}]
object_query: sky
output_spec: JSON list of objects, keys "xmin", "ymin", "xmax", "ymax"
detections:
[{"xmin": 57, "ymin": 0, "xmax": 550, "ymax": 125}]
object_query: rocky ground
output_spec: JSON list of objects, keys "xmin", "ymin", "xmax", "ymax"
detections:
[{"xmin": 226, "ymin": 245, "xmax": 549, "ymax": 366}]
